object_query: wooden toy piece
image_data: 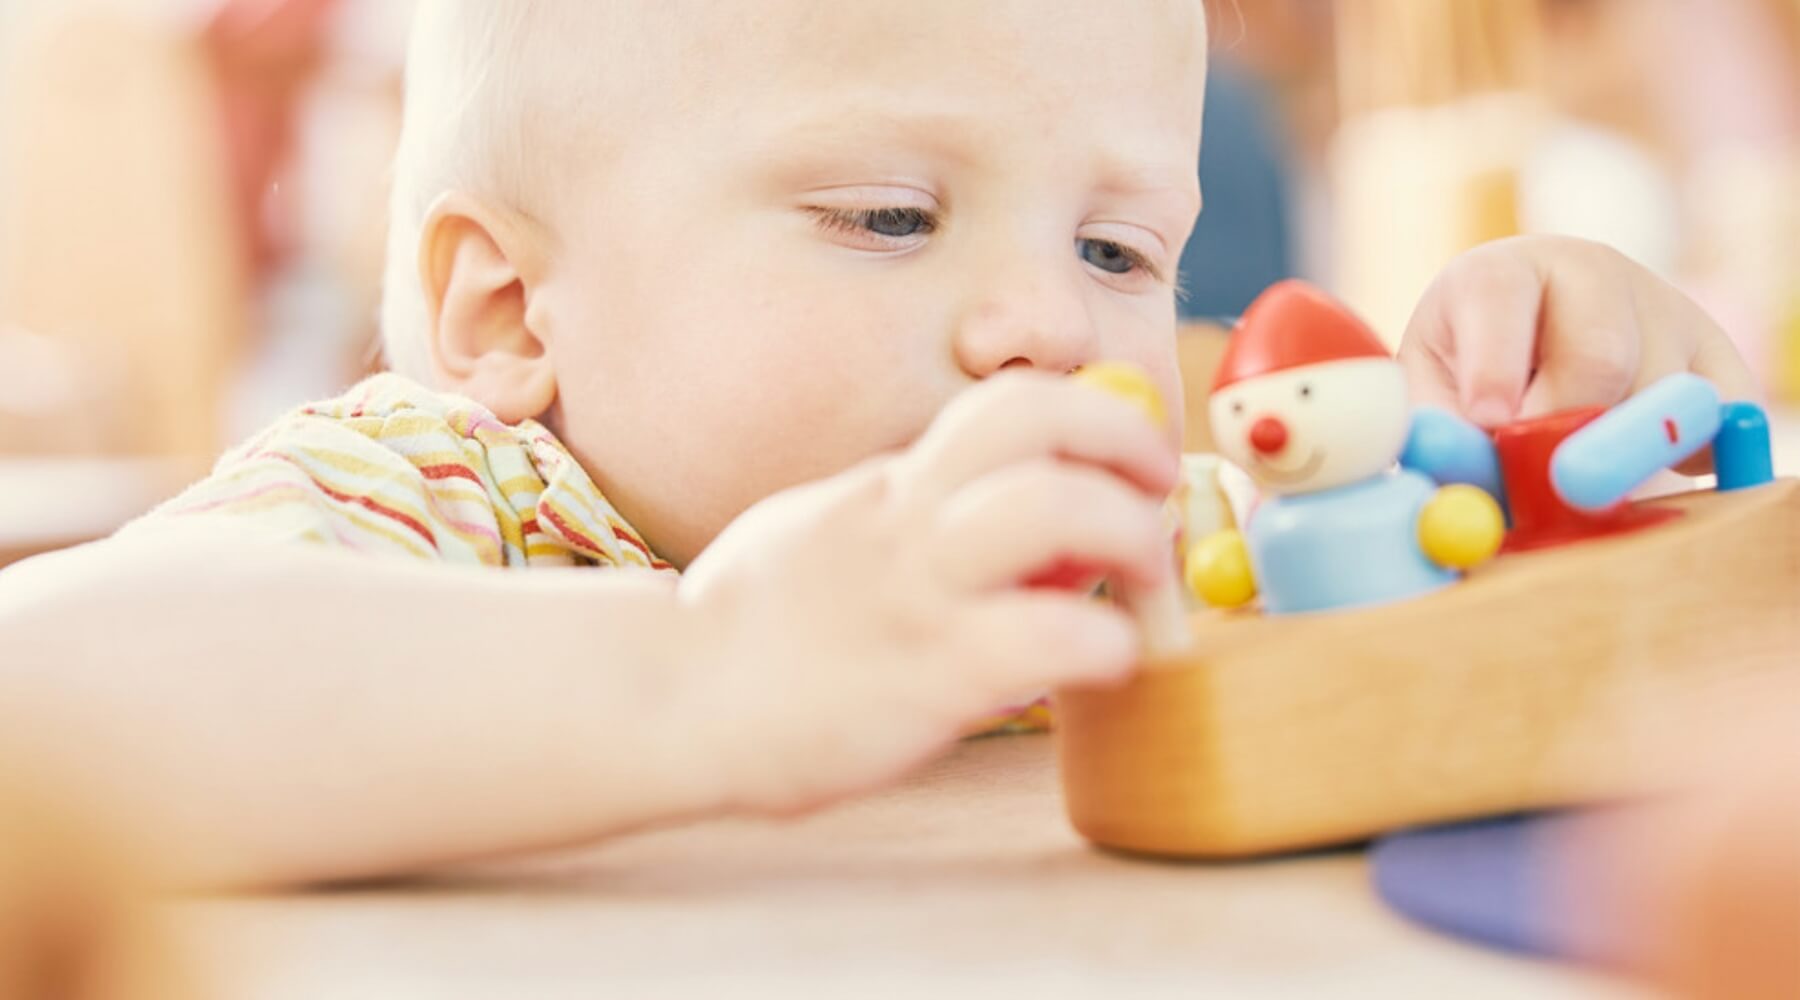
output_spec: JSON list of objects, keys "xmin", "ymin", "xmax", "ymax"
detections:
[
  {"xmin": 1550, "ymin": 373, "xmax": 1722, "ymax": 512},
  {"xmin": 1198, "ymin": 281, "xmax": 1501, "ymax": 615},
  {"xmin": 1170, "ymin": 454, "xmax": 1236, "ymax": 554},
  {"xmin": 1056, "ymin": 477, "xmax": 1800, "ymax": 860},
  {"xmin": 1071, "ymin": 363, "xmax": 1191, "ymax": 659},
  {"xmin": 1714, "ymin": 402, "xmax": 1776, "ymax": 492},
  {"xmin": 1171, "ymin": 454, "xmax": 1249, "ymax": 612},
  {"xmin": 1416, "ymin": 484, "xmax": 1505, "ymax": 569},
  {"xmin": 1401, "ymin": 406, "xmax": 1506, "ymax": 503},
  {"xmin": 1185, "ymin": 530, "xmax": 1255, "ymax": 609},
  {"xmin": 1074, "ymin": 361, "xmax": 1168, "ymax": 429},
  {"xmin": 1496, "ymin": 408, "xmax": 1680, "ymax": 553}
]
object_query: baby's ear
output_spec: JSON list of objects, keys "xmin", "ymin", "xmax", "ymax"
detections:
[{"xmin": 417, "ymin": 192, "xmax": 558, "ymax": 424}]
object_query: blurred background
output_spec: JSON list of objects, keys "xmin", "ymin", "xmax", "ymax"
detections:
[{"xmin": 0, "ymin": 0, "xmax": 1796, "ymax": 553}]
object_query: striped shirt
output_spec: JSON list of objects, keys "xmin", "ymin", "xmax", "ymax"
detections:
[
  {"xmin": 125, "ymin": 373, "xmax": 1050, "ymax": 734},
  {"xmin": 124, "ymin": 373, "xmax": 674, "ymax": 573}
]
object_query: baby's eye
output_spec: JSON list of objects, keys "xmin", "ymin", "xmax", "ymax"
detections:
[
  {"xmin": 1079, "ymin": 238, "xmax": 1140, "ymax": 275},
  {"xmin": 862, "ymin": 208, "xmax": 932, "ymax": 238},
  {"xmin": 1079, "ymin": 238, "xmax": 1167, "ymax": 286},
  {"xmin": 811, "ymin": 206, "xmax": 938, "ymax": 242}
]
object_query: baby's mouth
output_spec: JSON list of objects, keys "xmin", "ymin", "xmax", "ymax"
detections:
[{"xmin": 1252, "ymin": 449, "xmax": 1325, "ymax": 486}]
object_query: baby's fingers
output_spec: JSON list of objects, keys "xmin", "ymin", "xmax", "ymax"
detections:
[
  {"xmin": 930, "ymin": 460, "xmax": 1172, "ymax": 592},
  {"xmin": 902, "ymin": 372, "xmax": 1178, "ymax": 504},
  {"xmin": 1690, "ymin": 335, "xmax": 1761, "ymax": 404},
  {"xmin": 1401, "ymin": 246, "xmax": 1543, "ymax": 427},
  {"xmin": 959, "ymin": 594, "xmax": 1139, "ymax": 699}
]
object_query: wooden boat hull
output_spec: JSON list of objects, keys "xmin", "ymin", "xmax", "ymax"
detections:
[{"xmin": 1056, "ymin": 479, "xmax": 1800, "ymax": 858}]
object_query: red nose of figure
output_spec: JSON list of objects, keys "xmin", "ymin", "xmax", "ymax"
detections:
[{"xmin": 1250, "ymin": 417, "xmax": 1289, "ymax": 456}]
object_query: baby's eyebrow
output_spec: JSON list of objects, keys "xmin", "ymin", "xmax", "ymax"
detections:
[
  {"xmin": 1092, "ymin": 154, "xmax": 1203, "ymax": 217},
  {"xmin": 754, "ymin": 99, "xmax": 1204, "ymax": 222},
  {"xmin": 757, "ymin": 103, "xmax": 988, "ymax": 166}
]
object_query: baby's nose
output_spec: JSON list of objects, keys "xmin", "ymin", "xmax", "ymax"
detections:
[{"xmin": 1250, "ymin": 417, "xmax": 1289, "ymax": 456}]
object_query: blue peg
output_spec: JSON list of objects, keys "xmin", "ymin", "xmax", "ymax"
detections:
[
  {"xmin": 1714, "ymin": 401, "xmax": 1775, "ymax": 492},
  {"xmin": 1551, "ymin": 374, "xmax": 1722, "ymax": 512}
]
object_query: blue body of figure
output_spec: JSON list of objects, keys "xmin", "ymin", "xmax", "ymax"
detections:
[{"xmin": 1249, "ymin": 469, "xmax": 1456, "ymax": 615}]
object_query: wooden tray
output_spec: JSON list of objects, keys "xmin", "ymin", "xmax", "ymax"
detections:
[{"xmin": 1056, "ymin": 479, "xmax": 1800, "ymax": 858}]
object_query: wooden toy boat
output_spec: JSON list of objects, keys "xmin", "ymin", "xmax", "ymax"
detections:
[{"xmin": 1057, "ymin": 474, "xmax": 1800, "ymax": 859}]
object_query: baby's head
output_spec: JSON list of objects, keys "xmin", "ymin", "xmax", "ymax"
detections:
[{"xmin": 384, "ymin": 0, "xmax": 1209, "ymax": 567}]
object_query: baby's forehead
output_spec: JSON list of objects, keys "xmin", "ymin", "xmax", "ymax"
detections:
[
  {"xmin": 534, "ymin": 0, "xmax": 1207, "ymax": 123},
  {"xmin": 420, "ymin": 0, "xmax": 1208, "ymax": 230}
]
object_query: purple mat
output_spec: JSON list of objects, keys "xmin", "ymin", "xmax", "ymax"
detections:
[{"xmin": 1371, "ymin": 813, "xmax": 1586, "ymax": 958}]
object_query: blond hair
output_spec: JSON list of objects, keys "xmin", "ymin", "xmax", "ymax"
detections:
[{"xmin": 381, "ymin": 1, "xmax": 600, "ymax": 379}]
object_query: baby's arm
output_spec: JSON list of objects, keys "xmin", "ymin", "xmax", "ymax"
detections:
[
  {"xmin": 0, "ymin": 534, "xmax": 721, "ymax": 888},
  {"xmin": 0, "ymin": 371, "xmax": 1174, "ymax": 888}
]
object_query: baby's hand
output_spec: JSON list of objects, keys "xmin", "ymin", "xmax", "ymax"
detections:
[
  {"xmin": 676, "ymin": 371, "xmax": 1178, "ymax": 815},
  {"xmin": 1398, "ymin": 236, "xmax": 1758, "ymax": 443}
]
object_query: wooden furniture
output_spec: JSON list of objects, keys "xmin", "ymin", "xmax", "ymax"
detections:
[
  {"xmin": 1059, "ymin": 478, "xmax": 1800, "ymax": 858},
  {"xmin": 1175, "ymin": 323, "xmax": 1232, "ymax": 452},
  {"xmin": 0, "ymin": 4, "xmax": 247, "ymax": 460},
  {"xmin": 1330, "ymin": 0, "xmax": 1547, "ymax": 342},
  {"xmin": 164, "ymin": 734, "xmax": 1641, "ymax": 998}
]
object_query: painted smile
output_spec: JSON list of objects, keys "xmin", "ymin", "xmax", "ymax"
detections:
[{"xmin": 1252, "ymin": 449, "xmax": 1325, "ymax": 485}]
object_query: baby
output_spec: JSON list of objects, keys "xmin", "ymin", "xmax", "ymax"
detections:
[{"xmin": 0, "ymin": 0, "xmax": 1757, "ymax": 888}]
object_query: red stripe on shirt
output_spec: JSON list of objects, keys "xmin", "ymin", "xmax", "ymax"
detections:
[
  {"xmin": 311, "ymin": 479, "xmax": 440, "ymax": 550},
  {"xmin": 242, "ymin": 448, "xmax": 440, "ymax": 550},
  {"xmin": 542, "ymin": 506, "xmax": 606, "ymax": 557},
  {"xmin": 420, "ymin": 464, "xmax": 483, "ymax": 486},
  {"xmin": 612, "ymin": 526, "xmax": 663, "ymax": 567}
]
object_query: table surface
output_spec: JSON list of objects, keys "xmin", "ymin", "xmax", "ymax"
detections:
[{"xmin": 169, "ymin": 735, "xmax": 1645, "ymax": 1000}]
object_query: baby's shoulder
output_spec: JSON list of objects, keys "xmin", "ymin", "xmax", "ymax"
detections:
[
  {"xmin": 122, "ymin": 375, "xmax": 659, "ymax": 568},
  {"xmin": 266, "ymin": 373, "xmax": 509, "ymax": 449},
  {"xmin": 222, "ymin": 373, "xmax": 567, "ymax": 487}
]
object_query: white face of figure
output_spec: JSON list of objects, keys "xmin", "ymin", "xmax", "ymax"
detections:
[{"xmin": 1208, "ymin": 358, "xmax": 1410, "ymax": 496}]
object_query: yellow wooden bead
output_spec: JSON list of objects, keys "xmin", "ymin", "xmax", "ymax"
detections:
[
  {"xmin": 1418, "ymin": 484, "xmax": 1506, "ymax": 570},
  {"xmin": 1185, "ymin": 530, "xmax": 1257, "ymax": 609},
  {"xmin": 1074, "ymin": 361, "xmax": 1167, "ymax": 428}
]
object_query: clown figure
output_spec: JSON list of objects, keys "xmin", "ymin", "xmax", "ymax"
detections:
[{"xmin": 1189, "ymin": 282, "xmax": 1505, "ymax": 615}]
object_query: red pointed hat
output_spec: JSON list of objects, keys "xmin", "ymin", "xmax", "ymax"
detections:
[{"xmin": 1212, "ymin": 280, "xmax": 1390, "ymax": 392}]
